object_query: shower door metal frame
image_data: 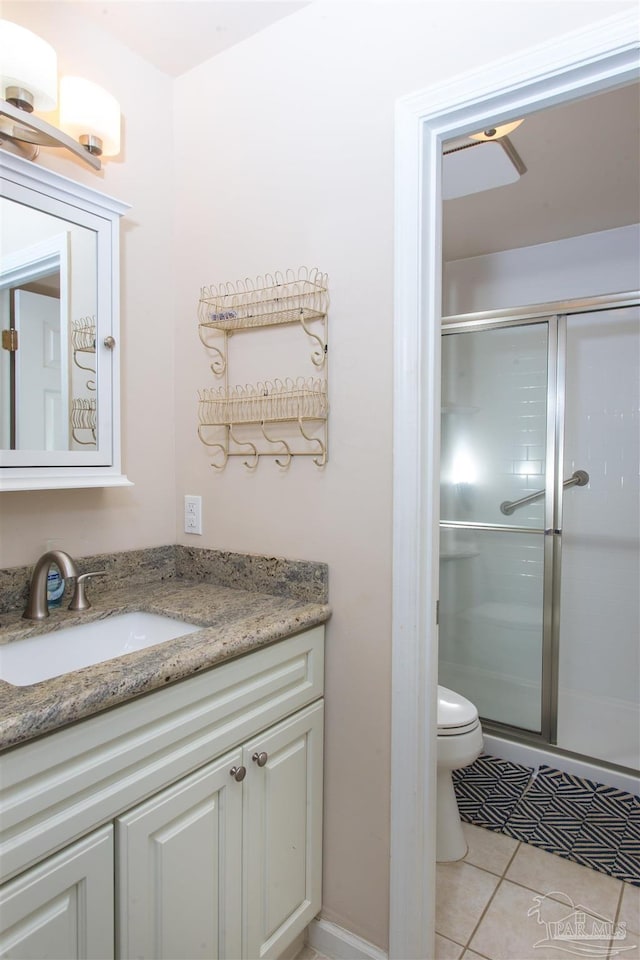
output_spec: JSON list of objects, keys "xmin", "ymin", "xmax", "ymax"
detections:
[{"xmin": 440, "ymin": 290, "xmax": 640, "ymax": 748}]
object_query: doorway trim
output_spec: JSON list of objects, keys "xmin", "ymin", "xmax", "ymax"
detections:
[{"xmin": 390, "ymin": 11, "xmax": 639, "ymax": 959}]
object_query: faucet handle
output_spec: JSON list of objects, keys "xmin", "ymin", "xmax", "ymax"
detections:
[{"xmin": 68, "ymin": 571, "xmax": 107, "ymax": 612}]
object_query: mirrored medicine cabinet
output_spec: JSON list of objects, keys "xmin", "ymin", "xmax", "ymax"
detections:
[{"xmin": 0, "ymin": 149, "xmax": 131, "ymax": 491}]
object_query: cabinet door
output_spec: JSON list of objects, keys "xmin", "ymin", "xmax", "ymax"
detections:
[
  {"xmin": 0, "ymin": 826, "xmax": 114, "ymax": 960},
  {"xmin": 243, "ymin": 700, "xmax": 324, "ymax": 960},
  {"xmin": 116, "ymin": 749, "xmax": 243, "ymax": 960}
]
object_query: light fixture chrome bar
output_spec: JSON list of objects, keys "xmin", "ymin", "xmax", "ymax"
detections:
[
  {"xmin": 500, "ymin": 469, "xmax": 589, "ymax": 516},
  {"xmin": 0, "ymin": 98, "xmax": 100, "ymax": 170}
]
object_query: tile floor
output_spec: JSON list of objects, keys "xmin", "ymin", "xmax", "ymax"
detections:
[
  {"xmin": 296, "ymin": 822, "xmax": 640, "ymax": 960},
  {"xmin": 435, "ymin": 822, "xmax": 640, "ymax": 959}
]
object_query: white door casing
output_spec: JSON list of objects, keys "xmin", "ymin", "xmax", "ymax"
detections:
[{"xmin": 390, "ymin": 11, "xmax": 640, "ymax": 959}]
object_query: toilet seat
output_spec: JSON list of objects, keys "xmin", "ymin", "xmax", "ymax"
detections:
[{"xmin": 437, "ymin": 685, "xmax": 480, "ymax": 736}]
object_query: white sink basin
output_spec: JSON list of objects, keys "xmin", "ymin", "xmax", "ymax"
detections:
[{"xmin": 0, "ymin": 612, "xmax": 201, "ymax": 687}]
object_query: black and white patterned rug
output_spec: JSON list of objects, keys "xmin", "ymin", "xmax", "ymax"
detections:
[{"xmin": 452, "ymin": 754, "xmax": 640, "ymax": 886}]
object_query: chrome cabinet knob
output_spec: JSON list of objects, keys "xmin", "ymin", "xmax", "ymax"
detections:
[
  {"xmin": 252, "ymin": 751, "xmax": 268, "ymax": 767},
  {"xmin": 103, "ymin": 336, "xmax": 116, "ymax": 349},
  {"xmin": 229, "ymin": 765, "xmax": 246, "ymax": 782}
]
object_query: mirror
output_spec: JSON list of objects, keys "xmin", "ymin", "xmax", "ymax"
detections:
[
  {"xmin": 0, "ymin": 204, "xmax": 98, "ymax": 451},
  {"xmin": 0, "ymin": 149, "xmax": 131, "ymax": 490}
]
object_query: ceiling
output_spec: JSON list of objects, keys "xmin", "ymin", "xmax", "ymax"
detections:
[
  {"xmin": 60, "ymin": 1, "xmax": 308, "ymax": 78},
  {"xmin": 443, "ymin": 82, "xmax": 640, "ymax": 261},
  {"xmin": 37, "ymin": 4, "xmax": 640, "ymax": 261}
]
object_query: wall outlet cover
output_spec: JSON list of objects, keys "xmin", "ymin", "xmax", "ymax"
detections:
[{"xmin": 184, "ymin": 494, "xmax": 202, "ymax": 535}]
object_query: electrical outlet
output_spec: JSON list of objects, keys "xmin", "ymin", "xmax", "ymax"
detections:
[{"xmin": 184, "ymin": 495, "xmax": 202, "ymax": 535}]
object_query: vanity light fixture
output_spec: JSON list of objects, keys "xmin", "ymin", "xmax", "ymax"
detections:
[
  {"xmin": 0, "ymin": 19, "xmax": 57, "ymax": 112},
  {"xmin": 59, "ymin": 77, "xmax": 121, "ymax": 158},
  {"xmin": 0, "ymin": 19, "xmax": 120, "ymax": 171}
]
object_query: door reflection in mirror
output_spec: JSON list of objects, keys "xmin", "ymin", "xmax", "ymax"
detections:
[{"xmin": 0, "ymin": 198, "xmax": 98, "ymax": 452}]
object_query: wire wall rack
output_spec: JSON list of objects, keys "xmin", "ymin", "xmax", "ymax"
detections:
[
  {"xmin": 72, "ymin": 317, "xmax": 96, "ymax": 391},
  {"xmin": 198, "ymin": 267, "xmax": 328, "ymax": 373},
  {"xmin": 197, "ymin": 268, "xmax": 329, "ymax": 470},
  {"xmin": 71, "ymin": 398, "xmax": 96, "ymax": 445},
  {"xmin": 198, "ymin": 378, "xmax": 327, "ymax": 469}
]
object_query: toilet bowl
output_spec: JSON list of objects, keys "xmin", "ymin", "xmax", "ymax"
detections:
[{"xmin": 437, "ymin": 685, "xmax": 483, "ymax": 862}]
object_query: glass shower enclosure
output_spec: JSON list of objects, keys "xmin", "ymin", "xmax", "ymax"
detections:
[{"xmin": 439, "ymin": 296, "xmax": 639, "ymax": 773}]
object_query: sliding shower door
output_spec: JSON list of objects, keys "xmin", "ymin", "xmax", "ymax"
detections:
[
  {"xmin": 556, "ymin": 306, "xmax": 640, "ymax": 770},
  {"xmin": 439, "ymin": 321, "xmax": 551, "ymax": 735},
  {"xmin": 439, "ymin": 300, "xmax": 640, "ymax": 771}
]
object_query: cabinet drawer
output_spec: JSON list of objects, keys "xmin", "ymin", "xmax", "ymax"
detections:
[{"xmin": 0, "ymin": 626, "xmax": 323, "ymax": 883}]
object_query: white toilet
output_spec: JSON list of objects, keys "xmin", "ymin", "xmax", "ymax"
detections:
[{"xmin": 437, "ymin": 685, "xmax": 483, "ymax": 862}]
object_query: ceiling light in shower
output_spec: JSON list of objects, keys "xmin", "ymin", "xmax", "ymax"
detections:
[
  {"xmin": 469, "ymin": 119, "xmax": 524, "ymax": 142},
  {"xmin": 442, "ymin": 140, "xmax": 523, "ymax": 200},
  {"xmin": 442, "ymin": 119, "xmax": 526, "ymax": 201}
]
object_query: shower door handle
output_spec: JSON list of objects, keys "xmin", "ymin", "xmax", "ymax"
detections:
[{"xmin": 500, "ymin": 469, "xmax": 589, "ymax": 516}]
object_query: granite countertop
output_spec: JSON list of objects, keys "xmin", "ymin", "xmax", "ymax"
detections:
[{"xmin": 0, "ymin": 578, "xmax": 331, "ymax": 753}]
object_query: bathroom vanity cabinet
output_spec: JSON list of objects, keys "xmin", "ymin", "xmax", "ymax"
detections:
[{"xmin": 0, "ymin": 626, "xmax": 324, "ymax": 959}]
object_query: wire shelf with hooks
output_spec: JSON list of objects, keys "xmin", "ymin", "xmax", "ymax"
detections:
[
  {"xmin": 197, "ymin": 267, "xmax": 329, "ymax": 469},
  {"xmin": 198, "ymin": 378, "xmax": 327, "ymax": 470},
  {"xmin": 71, "ymin": 398, "xmax": 96, "ymax": 445},
  {"xmin": 71, "ymin": 316, "xmax": 96, "ymax": 353},
  {"xmin": 72, "ymin": 316, "xmax": 97, "ymax": 392}
]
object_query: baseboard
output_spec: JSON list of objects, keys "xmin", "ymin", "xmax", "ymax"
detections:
[
  {"xmin": 306, "ymin": 918, "xmax": 388, "ymax": 960},
  {"xmin": 278, "ymin": 932, "xmax": 305, "ymax": 960}
]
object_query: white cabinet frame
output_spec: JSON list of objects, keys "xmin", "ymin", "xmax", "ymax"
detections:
[{"xmin": 0, "ymin": 149, "xmax": 131, "ymax": 490}]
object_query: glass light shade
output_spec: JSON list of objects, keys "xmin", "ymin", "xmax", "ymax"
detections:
[
  {"xmin": 59, "ymin": 76, "xmax": 120, "ymax": 157},
  {"xmin": 469, "ymin": 119, "xmax": 524, "ymax": 142},
  {"xmin": 0, "ymin": 20, "xmax": 57, "ymax": 110},
  {"xmin": 442, "ymin": 141, "xmax": 521, "ymax": 200}
]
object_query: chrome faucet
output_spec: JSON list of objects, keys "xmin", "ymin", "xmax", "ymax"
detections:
[{"xmin": 22, "ymin": 550, "xmax": 80, "ymax": 621}]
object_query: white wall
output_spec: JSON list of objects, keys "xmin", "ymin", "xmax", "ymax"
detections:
[
  {"xmin": 0, "ymin": 1, "xmax": 177, "ymax": 567},
  {"xmin": 171, "ymin": 2, "xmax": 635, "ymax": 948},
  {"xmin": 443, "ymin": 223, "xmax": 640, "ymax": 315}
]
